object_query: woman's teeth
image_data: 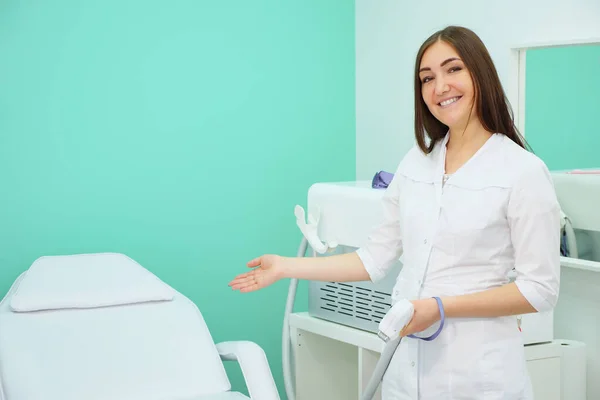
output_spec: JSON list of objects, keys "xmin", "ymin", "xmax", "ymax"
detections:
[{"xmin": 440, "ymin": 97, "xmax": 460, "ymax": 107}]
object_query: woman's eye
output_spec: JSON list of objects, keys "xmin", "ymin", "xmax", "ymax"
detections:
[
  {"xmin": 449, "ymin": 66, "xmax": 462, "ymax": 73},
  {"xmin": 422, "ymin": 77, "xmax": 432, "ymax": 83}
]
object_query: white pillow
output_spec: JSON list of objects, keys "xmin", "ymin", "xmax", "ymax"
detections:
[{"xmin": 10, "ymin": 252, "xmax": 175, "ymax": 312}]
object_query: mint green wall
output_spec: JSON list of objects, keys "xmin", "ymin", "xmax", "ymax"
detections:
[
  {"xmin": 0, "ymin": 1, "xmax": 355, "ymax": 397},
  {"xmin": 524, "ymin": 44, "xmax": 600, "ymax": 170}
]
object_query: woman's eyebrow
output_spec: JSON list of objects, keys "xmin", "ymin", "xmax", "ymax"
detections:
[{"xmin": 419, "ymin": 57, "xmax": 462, "ymax": 73}]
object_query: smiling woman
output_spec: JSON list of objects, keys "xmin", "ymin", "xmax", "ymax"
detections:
[
  {"xmin": 229, "ymin": 25, "xmax": 561, "ymax": 400},
  {"xmin": 413, "ymin": 26, "xmax": 526, "ymax": 163}
]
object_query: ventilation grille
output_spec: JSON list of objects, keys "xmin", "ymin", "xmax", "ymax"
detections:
[{"xmin": 318, "ymin": 282, "xmax": 392, "ymax": 324}]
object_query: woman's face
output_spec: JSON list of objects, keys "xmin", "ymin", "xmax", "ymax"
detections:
[{"xmin": 418, "ymin": 40, "xmax": 476, "ymax": 131}]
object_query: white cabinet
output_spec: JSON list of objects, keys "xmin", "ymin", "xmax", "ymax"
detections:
[{"xmin": 289, "ymin": 312, "xmax": 562, "ymax": 400}]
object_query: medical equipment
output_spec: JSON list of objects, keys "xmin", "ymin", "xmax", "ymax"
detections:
[
  {"xmin": 359, "ymin": 299, "xmax": 415, "ymax": 400},
  {"xmin": 283, "ymin": 179, "xmax": 567, "ymax": 400},
  {"xmin": 551, "ymin": 170, "xmax": 600, "ymax": 264},
  {"xmin": 360, "ymin": 297, "xmax": 445, "ymax": 400},
  {"xmin": 0, "ymin": 252, "xmax": 280, "ymax": 400},
  {"xmin": 293, "ymin": 182, "xmax": 402, "ymax": 335},
  {"xmin": 376, "ymin": 299, "xmax": 415, "ymax": 343}
]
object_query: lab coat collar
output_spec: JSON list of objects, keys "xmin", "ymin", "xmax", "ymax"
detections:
[
  {"xmin": 399, "ymin": 132, "xmax": 503, "ymax": 187},
  {"xmin": 434, "ymin": 131, "xmax": 502, "ymax": 176},
  {"xmin": 433, "ymin": 133, "xmax": 509, "ymax": 191}
]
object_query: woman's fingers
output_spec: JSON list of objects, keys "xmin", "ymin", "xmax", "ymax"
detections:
[
  {"xmin": 247, "ymin": 256, "xmax": 262, "ymax": 268},
  {"xmin": 239, "ymin": 282, "xmax": 260, "ymax": 293},
  {"xmin": 229, "ymin": 271, "xmax": 256, "ymax": 289},
  {"xmin": 230, "ymin": 279, "xmax": 257, "ymax": 292},
  {"xmin": 229, "ymin": 267, "xmax": 270, "ymax": 292},
  {"xmin": 232, "ymin": 270, "xmax": 254, "ymax": 280}
]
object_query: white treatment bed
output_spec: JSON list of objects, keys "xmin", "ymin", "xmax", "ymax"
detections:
[{"xmin": 0, "ymin": 252, "xmax": 279, "ymax": 400}]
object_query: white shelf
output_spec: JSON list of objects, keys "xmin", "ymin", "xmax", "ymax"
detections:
[
  {"xmin": 561, "ymin": 256, "xmax": 600, "ymax": 273},
  {"xmin": 289, "ymin": 312, "xmax": 383, "ymax": 353}
]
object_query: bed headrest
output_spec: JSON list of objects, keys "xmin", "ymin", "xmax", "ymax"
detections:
[{"xmin": 10, "ymin": 252, "xmax": 175, "ymax": 312}]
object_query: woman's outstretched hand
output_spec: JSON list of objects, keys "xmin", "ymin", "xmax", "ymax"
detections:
[{"xmin": 228, "ymin": 254, "xmax": 286, "ymax": 293}]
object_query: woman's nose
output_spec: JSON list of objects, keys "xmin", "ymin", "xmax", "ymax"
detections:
[{"xmin": 435, "ymin": 78, "xmax": 450, "ymax": 96}]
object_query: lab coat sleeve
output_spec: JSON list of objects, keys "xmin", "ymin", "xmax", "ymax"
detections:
[
  {"xmin": 356, "ymin": 170, "xmax": 404, "ymax": 283},
  {"xmin": 507, "ymin": 159, "xmax": 561, "ymax": 312}
]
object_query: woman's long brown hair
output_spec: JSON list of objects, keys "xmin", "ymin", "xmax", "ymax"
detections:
[{"xmin": 414, "ymin": 26, "xmax": 528, "ymax": 153}]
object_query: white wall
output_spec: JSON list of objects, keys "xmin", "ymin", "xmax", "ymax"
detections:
[
  {"xmin": 355, "ymin": 2, "xmax": 600, "ymax": 398},
  {"xmin": 355, "ymin": 0, "xmax": 600, "ymax": 179}
]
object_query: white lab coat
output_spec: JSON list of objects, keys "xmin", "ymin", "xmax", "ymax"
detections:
[{"xmin": 356, "ymin": 133, "xmax": 560, "ymax": 400}]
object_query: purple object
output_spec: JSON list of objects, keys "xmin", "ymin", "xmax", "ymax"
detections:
[
  {"xmin": 371, "ymin": 170, "xmax": 394, "ymax": 189},
  {"xmin": 407, "ymin": 296, "xmax": 446, "ymax": 341}
]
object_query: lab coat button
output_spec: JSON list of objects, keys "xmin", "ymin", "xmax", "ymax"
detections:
[
  {"xmin": 423, "ymin": 239, "xmax": 427, "ymax": 244},
  {"xmin": 411, "ymin": 361, "xmax": 415, "ymax": 367}
]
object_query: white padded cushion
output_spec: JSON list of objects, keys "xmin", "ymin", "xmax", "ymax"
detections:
[{"xmin": 10, "ymin": 253, "xmax": 175, "ymax": 312}]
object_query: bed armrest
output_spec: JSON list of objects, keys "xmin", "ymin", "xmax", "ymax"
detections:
[{"xmin": 215, "ymin": 340, "xmax": 280, "ymax": 400}]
